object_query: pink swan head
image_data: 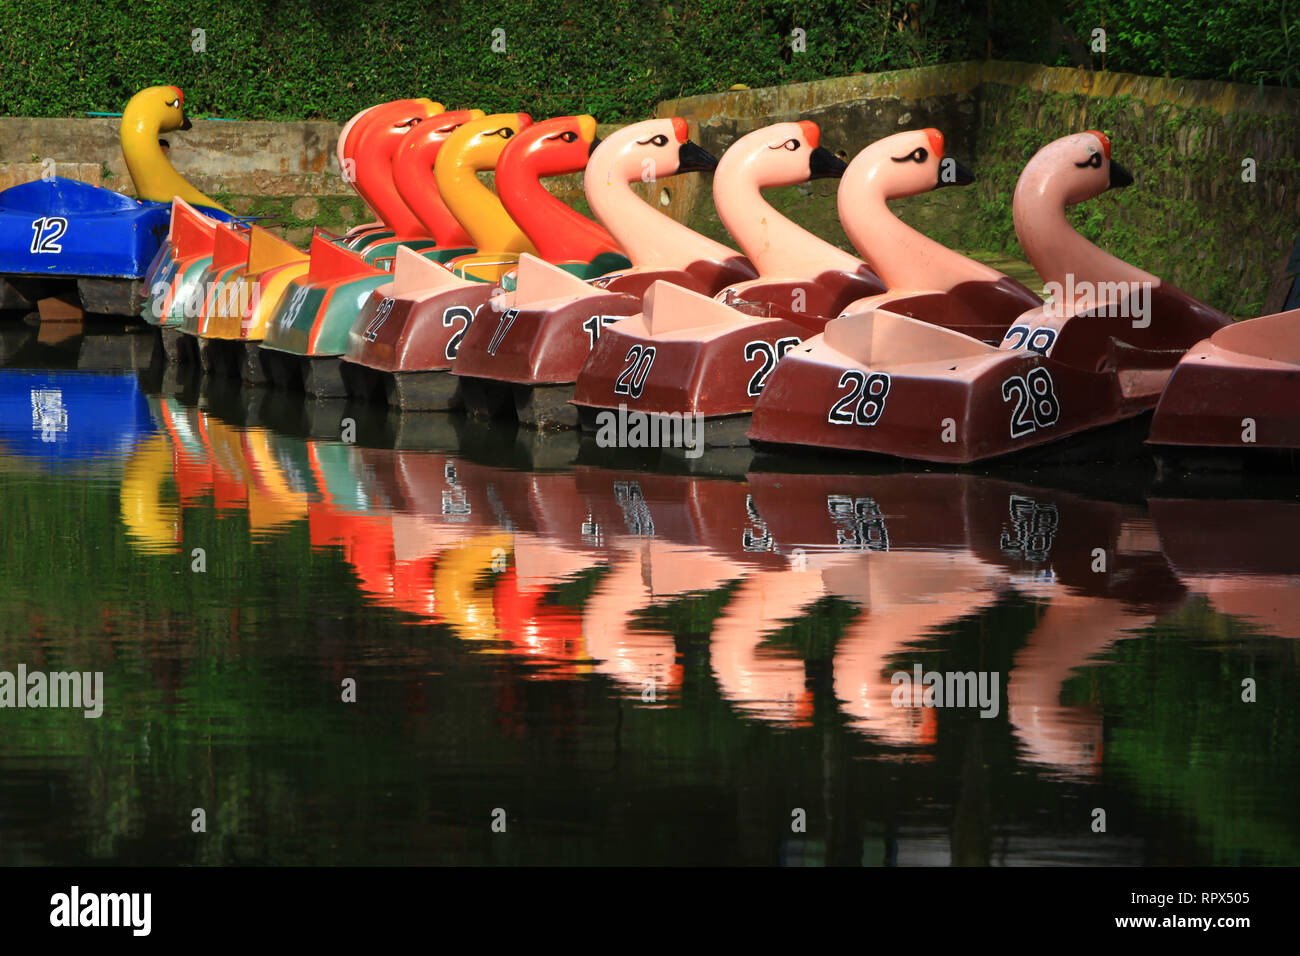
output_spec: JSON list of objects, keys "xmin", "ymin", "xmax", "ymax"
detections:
[
  {"xmin": 585, "ymin": 117, "xmax": 716, "ymax": 188},
  {"xmin": 714, "ymin": 120, "xmax": 845, "ymax": 190},
  {"xmin": 840, "ymin": 127, "xmax": 973, "ymax": 202},
  {"xmin": 1013, "ymin": 130, "xmax": 1133, "ymax": 211}
]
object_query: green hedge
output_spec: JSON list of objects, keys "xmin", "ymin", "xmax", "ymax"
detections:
[{"xmin": 0, "ymin": 1, "xmax": 1292, "ymax": 122}]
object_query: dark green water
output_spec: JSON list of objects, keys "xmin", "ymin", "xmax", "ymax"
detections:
[{"xmin": 0, "ymin": 330, "xmax": 1297, "ymax": 866}]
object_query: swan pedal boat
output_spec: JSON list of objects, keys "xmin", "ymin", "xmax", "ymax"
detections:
[
  {"xmin": 453, "ymin": 117, "xmax": 758, "ymax": 427},
  {"xmin": 260, "ymin": 112, "xmax": 539, "ymax": 399},
  {"xmin": 178, "ymin": 222, "xmax": 310, "ymax": 383},
  {"xmin": 341, "ymin": 114, "xmax": 632, "ymax": 411},
  {"xmin": 2, "ymin": 86, "xmax": 230, "ymax": 319},
  {"xmin": 1147, "ymin": 307, "xmax": 1300, "ymax": 453},
  {"xmin": 747, "ymin": 131, "xmax": 1232, "ymax": 463}
]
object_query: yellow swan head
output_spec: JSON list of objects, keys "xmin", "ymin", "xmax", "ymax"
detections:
[{"xmin": 120, "ymin": 85, "xmax": 227, "ymax": 212}]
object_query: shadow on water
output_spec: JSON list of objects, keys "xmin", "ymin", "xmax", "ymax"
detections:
[{"xmin": 0, "ymin": 337, "xmax": 1296, "ymax": 865}]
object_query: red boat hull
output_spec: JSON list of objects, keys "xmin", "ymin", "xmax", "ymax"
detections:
[{"xmin": 453, "ymin": 292, "xmax": 643, "ymax": 386}]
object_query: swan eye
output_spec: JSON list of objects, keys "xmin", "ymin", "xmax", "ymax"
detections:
[
  {"xmin": 636, "ymin": 134, "xmax": 670, "ymax": 147},
  {"xmin": 547, "ymin": 130, "xmax": 579, "ymax": 143},
  {"xmin": 490, "ymin": 127, "xmax": 515, "ymax": 139},
  {"xmin": 768, "ymin": 138, "xmax": 801, "ymax": 151},
  {"xmin": 396, "ymin": 117, "xmax": 422, "ymax": 129},
  {"xmin": 437, "ymin": 124, "xmax": 462, "ymax": 133},
  {"xmin": 165, "ymin": 98, "xmax": 179, "ymax": 109},
  {"xmin": 1074, "ymin": 151, "xmax": 1103, "ymax": 169},
  {"xmin": 890, "ymin": 146, "xmax": 929, "ymax": 164}
]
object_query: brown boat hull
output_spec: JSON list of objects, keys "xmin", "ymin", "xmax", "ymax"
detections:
[
  {"xmin": 748, "ymin": 325, "xmax": 1133, "ymax": 464},
  {"xmin": 452, "ymin": 291, "xmax": 643, "ymax": 387},
  {"xmin": 572, "ymin": 314, "xmax": 812, "ymax": 423},
  {"xmin": 1148, "ymin": 309, "xmax": 1300, "ymax": 450},
  {"xmin": 342, "ymin": 283, "xmax": 496, "ymax": 375}
]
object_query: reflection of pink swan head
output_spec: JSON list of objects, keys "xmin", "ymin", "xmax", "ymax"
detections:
[
  {"xmin": 581, "ymin": 545, "xmax": 682, "ymax": 697},
  {"xmin": 1005, "ymin": 596, "xmax": 1144, "ymax": 777},
  {"xmin": 827, "ymin": 553, "xmax": 1003, "ymax": 749},
  {"xmin": 710, "ymin": 567, "xmax": 827, "ymax": 726}
]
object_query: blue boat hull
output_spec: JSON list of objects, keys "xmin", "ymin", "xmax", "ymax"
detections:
[{"xmin": 0, "ymin": 177, "xmax": 229, "ymax": 281}]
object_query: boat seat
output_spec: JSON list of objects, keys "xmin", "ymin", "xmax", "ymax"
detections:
[
  {"xmin": 1208, "ymin": 308, "xmax": 1300, "ymax": 365},
  {"xmin": 822, "ymin": 310, "xmax": 999, "ymax": 367}
]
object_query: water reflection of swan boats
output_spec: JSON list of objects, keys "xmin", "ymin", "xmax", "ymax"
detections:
[{"xmin": 1151, "ymin": 496, "xmax": 1300, "ymax": 640}]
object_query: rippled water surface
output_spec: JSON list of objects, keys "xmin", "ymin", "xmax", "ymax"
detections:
[{"xmin": 0, "ymin": 327, "xmax": 1297, "ymax": 865}]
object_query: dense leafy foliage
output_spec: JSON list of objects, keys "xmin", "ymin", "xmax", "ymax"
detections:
[{"xmin": 0, "ymin": 0, "xmax": 1292, "ymax": 121}]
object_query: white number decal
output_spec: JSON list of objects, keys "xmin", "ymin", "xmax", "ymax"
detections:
[
  {"xmin": 29, "ymin": 216, "xmax": 68, "ymax": 254},
  {"xmin": 743, "ymin": 337, "xmax": 801, "ymax": 396},
  {"xmin": 1000, "ymin": 367, "xmax": 1060, "ymax": 437},
  {"xmin": 486, "ymin": 308, "xmax": 518, "ymax": 356},
  {"xmin": 1001, "ymin": 325, "xmax": 1057, "ymax": 355},
  {"xmin": 279, "ymin": 285, "xmax": 310, "ymax": 332},
  {"xmin": 362, "ymin": 297, "xmax": 395, "ymax": 342},
  {"xmin": 827, "ymin": 370, "xmax": 890, "ymax": 426},
  {"xmin": 582, "ymin": 314, "xmax": 621, "ymax": 349},
  {"xmin": 613, "ymin": 344, "xmax": 656, "ymax": 399},
  {"xmin": 442, "ymin": 305, "xmax": 472, "ymax": 359}
]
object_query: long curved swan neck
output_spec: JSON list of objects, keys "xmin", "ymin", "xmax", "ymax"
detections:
[
  {"xmin": 120, "ymin": 90, "xmax": 225, "ymax": 212},
  {"xmin": 395, "ymin": 119, "xmax": 483, "ymax": 248},
  {"xmin": 1013, "ymin": 195, "xmax": 1156, "ymax": 291},
  {"xmin": 497, "ymin": 162, "xmax": 619, "ymax": 261},
  {"xmin": 436, "ymin": 116, "xmax": 537, "ymax": 256},
  {"xmin": 585, "ymin": 166, "xmax": 737, "ymax": 269},
  {"xmin": 714, "ymin": 174, "xmax": 859, "ymax": 278},
  {"xmin": 442, "ymin": 162, "xmax": 530, "ymax": 254},
  {"xmin": 840, "ymin": 179, "xmax": 998, "ymax": 291}
]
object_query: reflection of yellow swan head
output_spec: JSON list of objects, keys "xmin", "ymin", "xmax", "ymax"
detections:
[
  {"xmin": 120, "ymin": 434, "xmax": 181, "ymax": 555},
  {"xmin": 120, "ymin": 85, "xmax": 227, "ymax": 212},
  {"xmin": 433, "ymin": 533, "xmax": 514, "ymax": 643}
]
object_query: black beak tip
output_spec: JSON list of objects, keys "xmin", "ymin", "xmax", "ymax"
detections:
[
  {"xmin": 588, "ymin": 136, "xmax": 602, "ymax": 158},
  {"xmin": 938, "ymin": 159, "xmax": 976, "ymax": 188},
  {"xmin": 180, "ymin": 114, "xmax": 193, "ymax": 131},
  {"xmin": 1108, "ymin": 160, "xmax": 1134, "ymax": 189},
  {"xmin": 808, "ymin": 146, "xmax": 847, "ymax": 180},
  {"xmin": 676, "ymin": 140, "xmax": 718, "ymax": 174}
]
